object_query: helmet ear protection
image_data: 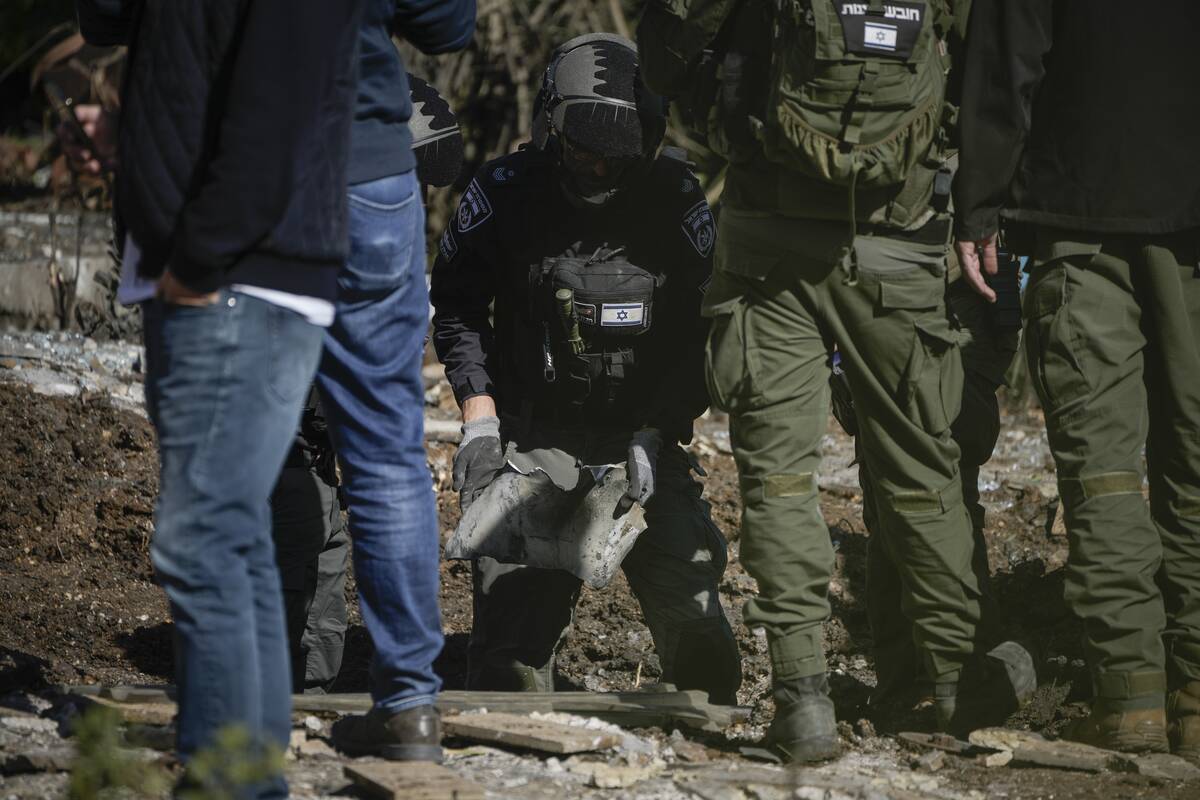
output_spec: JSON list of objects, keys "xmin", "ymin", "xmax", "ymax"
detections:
[{"xmin": 531, "ymin": 33, "xmax": 668, "ymax": 159}]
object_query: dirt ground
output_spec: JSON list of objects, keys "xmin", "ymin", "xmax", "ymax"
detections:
[{"xmin": 0, "ymin": 373, "xmax": 1194, "ymax": 798}]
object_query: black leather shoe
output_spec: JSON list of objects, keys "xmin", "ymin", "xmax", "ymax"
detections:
[{"xmin": 331, "ymin": 704, "xmax": 442, "ymax": 762}]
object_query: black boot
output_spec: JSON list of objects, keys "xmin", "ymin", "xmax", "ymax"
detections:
[
  {"xmin": 934, "ymin": 640, "xmax": 1037, "ymax": 737},
  {"xmin": 764, "ymin": 673, "xmax": 841, "ymax": 764},
  {"xmin": 331, "ymin": 704, "xmax": 442, "ymax": 762}
]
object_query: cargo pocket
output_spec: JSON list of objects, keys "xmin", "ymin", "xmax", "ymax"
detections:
[
  {"xmin": 878, "ymin": 277, "xmax": 962, "ymax": 435},
  {"xmin": 704, "ymin": 296, "xmax": 759, "ymax": 414},
  {"xmin": 1023, "ymin": 266, "xmax": 1091, "ymax": 413},
  {"xmin": 902, "ymin": 320, "xmax": 963, "ymax": 436}
]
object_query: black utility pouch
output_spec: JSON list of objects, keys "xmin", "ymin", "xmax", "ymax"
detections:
[{"xmin": 544, "ymin": 252, "xmax": 658, "ymax": 339}]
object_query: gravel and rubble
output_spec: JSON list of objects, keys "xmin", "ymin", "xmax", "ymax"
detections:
[{"xmin": 0, "ymin": 328, "xmax": 1196, "ymax": 798}]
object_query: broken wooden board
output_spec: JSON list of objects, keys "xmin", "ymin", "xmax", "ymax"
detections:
[
  {"xmin": 64, "ymin": 685, "xmax": 749, "ymax": 733},
  {"xmin": 898, "ymin": 731, "xmax": 981, "ymax": 755},
  {"xmin": 291, "ymin": 689, "xmax": 746, "ymax": 732},
  {"xmin": 345, "ymin": 761, "xmax": 484, "ymax": 800},
  {"xmin": 442, "ymin": 712, "xmax": 619, "ymax": 754},
  {"xmin": 83, "ymin": 695, "xmax": 176, "ymax": 726},
  {"xmin": 968, "ymin": 728, "xmax": 1134, "ymax": 773},
  {"xmin": 1130, "ymin": 752, "xmax": 1200, "ymax": 781}
]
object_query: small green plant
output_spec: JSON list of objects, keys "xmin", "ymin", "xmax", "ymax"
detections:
[
  {"xmin": 68, "ymin": 704, "xmax": 286, "ymax": 800},
  {"xmin": 68, "ymin": 705, "xmax": 169, "ymax": 800},
  {"xmin": 177, "ymin": 726, "xmax": 285, "ymax": 800}
]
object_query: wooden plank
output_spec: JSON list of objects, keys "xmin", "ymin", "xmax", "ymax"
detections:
[
  {"xmin": 442, "ymin": 711, "xmax": 619, "ymax": 754},
  {"xmin": 345, "ymin": 761, "xmax": 484, "ymax": 800},
  {"xmin": 898, "ymin": 731, "xmax": 979, "ymax": 755},
  {"xmin": 65, "ymin": 685, "xmax": 749, "ymax": 732},
  {"xmin": 292, "ymin": 689, "xmax": 747, "ymax": 731},
  {"xmin": 968, "ymin": 728, "xmax": 1133, "ymax": 773},
  {"xmin": 85, "ymin": 696, "xmax": 176, "ymax": 726}
]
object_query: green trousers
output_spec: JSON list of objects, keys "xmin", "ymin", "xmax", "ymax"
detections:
[
  {"xmin": 705, "ymin": 206, "xmax": 982, "ymax": 686},
  {"xmin": 864, "ymin": 278, "xmax": 1020, "ymax": 699},
  {"xmin": 467, "ymin": 429, "xmax": 742, "ymax": 704},
  {"xmin": 1025, "ymin": 227, "xmax": 1200, "ymax": 705}
]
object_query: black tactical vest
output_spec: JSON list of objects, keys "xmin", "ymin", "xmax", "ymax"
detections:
[{"xmin": 526, "ymin": 245, "xmax": 661, "ymax": 422}]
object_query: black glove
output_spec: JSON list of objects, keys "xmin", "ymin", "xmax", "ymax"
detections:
[
  {"xmin": 452, "ymin": 415, "xmax": 506, "ymax": 501},
  {"xmin": 616, "ymin": 428, "xmax": 663, "ymax": 516}
]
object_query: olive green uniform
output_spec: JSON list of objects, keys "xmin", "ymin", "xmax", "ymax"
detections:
[
  {"xmin": 864, "ymin": 273, "xmax": 1020, "ymax": 699},
  {"xmin": 466, "ymin": 422, "xmax": 741, "ymax": 703},
  {"xmin": 705, "ymin": 166, "xmax": 986, "ymax": 688},
  {"xmin": 1024, "ymin": 229, "xmax": 1200, "ymax": 703}
]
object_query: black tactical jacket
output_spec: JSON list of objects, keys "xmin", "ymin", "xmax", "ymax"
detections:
[
  {"xmin": 430, "ymin": 147, "xmax": 715, "ymax": 443},
  {"xmin": 954, "ymin": 0, "xmax": 1200, "ymax": 240}
]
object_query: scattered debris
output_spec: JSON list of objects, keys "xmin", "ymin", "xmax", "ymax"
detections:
[
  {"xmin": 977, "ymin": 750, "xmax": 1013, "ymax": 768},
  {"xmin": 969, "ymin": 728, "xmax": 1126, "ymax": 772},
  {"xmin": 0, "ymin": 746, "xmax": 74, "ymax": 775},
  {"xmin": 345, "ymin": 761, "xmax": 485, "ymax": 800},
  {"xmin": 1131, "ymin": 752, "xmax": 1200, "ymax": 781},
  {"xmin": 443, "ymin": 711, "xmax": 621, "ymax": 754},
  {"xmin": 668, "ymin": 730, "xmax": 710, "ymax": 763},
  {"xmin": 566, "ymin": 758, "xmax": 663, "ymax": 789},
  {"xmin": 296, "ymin": 738, "xmax": 337, "ymax": 759},
  {"xmin": 913, "ymin": 749, "xmax": 945, "ymax": 772},
  {"xmin": 0, "ymin": 717, "xmax": 57, "ymax": 735}
]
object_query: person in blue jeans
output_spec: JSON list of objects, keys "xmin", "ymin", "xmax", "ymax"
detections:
[
  {"xmin": 76, "ymin": 1, "xmax": 366, "ymax": 797},
  {"xmin": 325, "ymin": 0, "xmax": 475, "ymax": 762}
]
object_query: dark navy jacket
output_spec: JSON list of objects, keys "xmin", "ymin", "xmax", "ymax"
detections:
[
  {"xmin": 352, "ymin": 0, "xmax": 475, "ymax": 185},
  {"xmin": 77, "ymin": 0, "xmax": 365, "ymax": 299}
]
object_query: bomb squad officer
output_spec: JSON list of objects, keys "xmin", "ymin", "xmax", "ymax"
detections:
[{"xmin": 430, "ymin": 34, "xmax": 742, "ymax": 705}]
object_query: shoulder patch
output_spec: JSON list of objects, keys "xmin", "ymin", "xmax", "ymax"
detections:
[
  {"xmin": 439, "ymin": 226, "xmax": 459, "ymax": 262},
  {"xmin": 682, "ymin": 200, "xmax": 716, "ymax": 258},
  {"xmin": 681, "ymin": 177, "xmax": 696, "ymax": 194},
  {"xmin": 455, "ymin": 179, "xmax": 494, "ymax": 233}
]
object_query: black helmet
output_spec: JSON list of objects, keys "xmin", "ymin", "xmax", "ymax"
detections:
[
  {"xmin": 408, "ymin": 73, "xmax": 464, "ymax": 189},
  {"xmin": 531, "ymin": 33, "xmax": 667, "ymax": 207}
]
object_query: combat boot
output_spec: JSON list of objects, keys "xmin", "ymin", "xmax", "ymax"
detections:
[
  {"xmin": 1063, "ymin": 699, "xmax": 1169, "ymax": 754},
  {"xmin": 763, "ymin": 673, "xmax": 841, "ymax": 764},
  {"xmin": 934, "ymin": 640, "xmax": 1037, "ymax": 737},
  {"xmin": 1168, "ymin": 681, "xmax": 1200, "ymax": 764}
]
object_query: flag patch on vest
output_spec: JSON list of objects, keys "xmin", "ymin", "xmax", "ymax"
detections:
[
  {"xmin": 836, "ymin": 2, "xmax": 923, "ymax": 60},
  {"xmin": 682, "ymin": 201, "xmax": 715, "ymax": 258},
  {"xmin": 455, "ymin": 179, "xmax": 493, "ymax": 233},
  {"xmin": 600, "ymin": 303, "xmax": 645, "ymax": 327},
  {"xmin": 439, "ymin": 227, "xmax": 458, "ymax": 261}
]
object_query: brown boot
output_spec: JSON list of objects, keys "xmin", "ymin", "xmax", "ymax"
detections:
[
  {"xmin": 331, "ymin": 705, "xmax": 443, "ymax": 761},
  {"xmin": 1062, "ymin": 698, "xmax": 1169, "ymax": 754},
  {"xmin": 1168, "ymin": 681, "xmax": 1200, "ymax": 765}
]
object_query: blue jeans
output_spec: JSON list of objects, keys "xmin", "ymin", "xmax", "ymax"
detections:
[
  {"xmin": 144, "ymin": 292, "xmax": 324, "ymax": 799},
  {"xmin": 317, "ymin": 169, "xmax": 443, "ymax": 711}
]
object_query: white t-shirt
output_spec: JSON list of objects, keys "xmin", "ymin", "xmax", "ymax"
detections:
[{"xmin": 118, "ymin": 234, "xmax": 335, "ymax": 327}]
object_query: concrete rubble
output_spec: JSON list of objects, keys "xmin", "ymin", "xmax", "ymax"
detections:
[{"xmin": 5, "ymin": 686, "xmax": 1197, "ymax": 798}]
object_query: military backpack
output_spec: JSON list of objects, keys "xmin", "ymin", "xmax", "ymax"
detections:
[{"xmin": 642, "ymin": 0, "xmax": 953, "ymax": 193}]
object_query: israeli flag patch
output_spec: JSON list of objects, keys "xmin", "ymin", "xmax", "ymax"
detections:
[
  {"xmin": 600, "ymin": 303, "xmax": 645, "ymax": 327},
  {"xmin": 863, "ymin": 21, "xmax": 898, "ymax": 51}
]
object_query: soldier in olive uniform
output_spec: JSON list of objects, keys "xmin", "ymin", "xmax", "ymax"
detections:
[
  {"xmin": 430, "ymin": 35, "xmax": 741, "ymax": 704},
  {"xmin": 956, "ymin": 0, "xmax": 1200, "ymax": 761},
  {"xmin": 639, "ymin": 0, "xmax": 1034, "ymax": 760}
]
